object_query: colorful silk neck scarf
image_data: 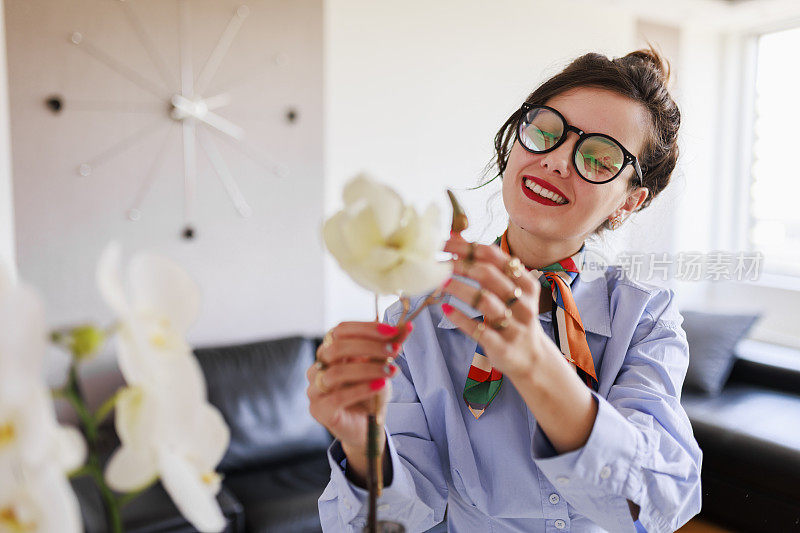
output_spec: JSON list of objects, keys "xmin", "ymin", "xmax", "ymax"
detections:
[{"xmin": 462, "ymin": 229, "xmax": 599, "ymax": 420}]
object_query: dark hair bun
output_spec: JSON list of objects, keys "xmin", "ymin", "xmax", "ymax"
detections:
[{"xmin": 623, "ymin": 45, "xmax": 672, "ymax": 86}]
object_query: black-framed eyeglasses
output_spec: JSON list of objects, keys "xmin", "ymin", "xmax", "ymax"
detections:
[{"xmin": 516, "ymin": 103, "xmax": 644, "ymax": 186}]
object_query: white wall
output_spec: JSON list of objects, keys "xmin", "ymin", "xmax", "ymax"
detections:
[
  {"xmin": 5, "ymin": 0, "xmax": 324, "ymax": 395},
  {"xmin": 0, "ymin": 0, "xmax": 15, "ymax": 283},
  {"xmin": 323, "ymin": 0, "xmax": 642, "ymax": 327}
]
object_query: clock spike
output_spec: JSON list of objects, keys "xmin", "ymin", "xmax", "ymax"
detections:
[
  {"xmin": 194, "ymin": 5, "xmax": 248, "ymax": 96},
  {"xmin": 182, "ymin": 121, "xmax": 198, "ymax": 226},
  {"xmin": 179, "ymin": 0, "xmax": 194, "ymax": 99},
  {"xmin": 119, "ymin": 0, "xmax": 177, "ymax": 90},
  {"xmin": 80, "ymin": 119, "xmax": 166, "ymax": 172},
  {"xmin": 129, "ymin": 124, "xmax": 177, "ymax": 217},
  {"xmin": 72, "ymin": 36, "xmax": 167, "ymax": 100},
  {"xmin": 198, "ymin": 130, "xmax": 253, "ymax": 218}
]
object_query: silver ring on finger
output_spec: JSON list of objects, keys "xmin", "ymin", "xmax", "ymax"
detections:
[
  {"xmin": 504, "ymin": 286, "xmax": 522, "ymax": 308},
  {"xmin": 490, "ymin": 317, "xmax": 511, "ymax": 331},
  {"xmin": 465, "ymin": 242, "xmax": 478, "ymax": 263},
  {"xmin": 471, "ymin": 321, "xmax": 486, "ymax": 343},
  {"xmin": 322, "ymin": 329, "xmax": 334, "ymax": 347},
  {"xmin": 315, "ymin": 369, "xmax": 331, "ymax": 394},
  {"xmin": 504, "ymin": 257, "xmax": 525, "ymax": 280},
  {"xmin": 471, "ymin": 288, "xmax": 486, "ymax": 309}
]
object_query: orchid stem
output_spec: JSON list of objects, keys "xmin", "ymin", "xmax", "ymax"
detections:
[
  {"xmin": 367, "ymin": 293, "xmax": 381, "ymax": 533},
  {"xmin": 364, "ymin": 289, "xmax": 444, "ymax": 533},
  {"xmin": 65, "ymin": 363, "xmax": 123, "ymax": 533},
  {"xmin": 68, "ymin": 465, "xmax": 93, "ymax": 479},
  {"xmin": 94, "ymin": 390, "xmax": 121, "ymax": 425}
]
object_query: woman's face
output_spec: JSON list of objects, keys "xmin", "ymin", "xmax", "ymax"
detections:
[{"xmin": 501, "ymin": 86, "xmax": 650, "ymax": 243}]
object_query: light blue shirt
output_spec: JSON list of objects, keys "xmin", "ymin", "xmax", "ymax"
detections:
[{"xmin": 319, "ymin": 264, "xmax": 703, "ymax": 532}]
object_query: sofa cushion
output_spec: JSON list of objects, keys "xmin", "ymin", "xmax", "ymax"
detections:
[
  {"xmin": 194, "ymin": 336, "xmax": 332, "ymax": 473},
  {"xmin": 728, "ymin": 339, "xmax": 800, "ymax": 394},
  {"xmin": 223, "ymin": 450, "xmax": 331, "ymax": 533},
  {"xmin": 681, "ymin": 310, "xmax": 761, "ymax": 395},
  {"xmin": 681, "ymin": 384, "xmax": 800, "ymax": 502}
]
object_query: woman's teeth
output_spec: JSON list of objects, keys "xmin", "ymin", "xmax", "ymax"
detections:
[{"xmin": 524, "ymin": 178, "xmax": 568, "ymax": 204}]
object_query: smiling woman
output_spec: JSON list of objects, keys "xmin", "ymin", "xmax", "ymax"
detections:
[{"xmin": 311, "ymin": 47, "xmax": 701, "ymax": 533}]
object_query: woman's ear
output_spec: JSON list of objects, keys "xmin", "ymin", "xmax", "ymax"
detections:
[{"xmin": 620, "ymin": 186, "xmax": 649, "ymax": 215}]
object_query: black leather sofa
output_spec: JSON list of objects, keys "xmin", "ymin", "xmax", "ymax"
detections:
[
  {"xmin": 680, "ymin": 339, "xmax": 800, "ymax": 532},
  {"xmin": 73, "ymin": 336, "xmax": 334, "ymax": 533}
]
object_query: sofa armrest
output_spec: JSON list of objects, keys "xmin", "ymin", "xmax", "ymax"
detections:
[{"xmin": 728, "ymin": 339, "xmax": 800, "ymax": 394}]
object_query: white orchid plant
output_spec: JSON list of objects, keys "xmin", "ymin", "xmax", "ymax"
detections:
[
  {"xmin": 322, "ymin": 173, "xmax": 455, "ymax": 532},
  {"xmin": 0, "ymin": 264, "xmax": 85, "ymax": 533},
  {"xmin": 323, "ymin": 173, "xmax": 453, "ymax": 320},
  {"xmin": 1, "ymin": 243, "xmax": 230, "ymax": 533}
]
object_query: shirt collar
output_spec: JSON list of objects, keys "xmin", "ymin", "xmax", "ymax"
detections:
[{"xmin": 437, "ymin": 269, "xmax": 612, "ymax": 337}]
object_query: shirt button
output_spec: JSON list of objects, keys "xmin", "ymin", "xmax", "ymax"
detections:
[
  {"xmin": 600, "ymin": 465, "xmax": 612, "ymax": 479},
  {"xmin": 378, "ymin": 504, "xmax": 390, "ymax": 512},
  {"xmin": 556, "ymin": 476, "xmax": 570, "ymax": 486},
  {"xmin": 555, "ymin": 519, "xmax": 566, "ymax": 529},
  {"xmin": 549, "ymin": 493, "xmax": 560, "ymax": 504}
]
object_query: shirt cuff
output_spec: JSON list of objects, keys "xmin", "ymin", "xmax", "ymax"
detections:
[
  {"xmin": 530, "ymin": 389, "xmax": 646, "ymax": 529},
  {"xmin": 325, "ymin": 428, "xmax": 418, "ymax": 525}
]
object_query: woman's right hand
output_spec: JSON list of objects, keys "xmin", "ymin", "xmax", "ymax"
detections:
[{"xmin": 306, "ymin": 321, "xmax": 411, "ymax": 461}]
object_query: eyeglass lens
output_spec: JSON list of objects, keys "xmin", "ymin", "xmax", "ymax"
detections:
[{"xmin": 519, "ymin": 107, "xmax": 625, "ymax": 182}]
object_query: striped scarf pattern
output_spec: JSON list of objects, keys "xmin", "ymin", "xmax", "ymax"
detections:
[{"xmin": 462, "ymin": 230, "xmax": 599, "ymax": 419}]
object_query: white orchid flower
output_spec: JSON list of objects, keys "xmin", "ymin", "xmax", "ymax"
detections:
[
  {"xmin": 0, "ymin": 460, "xmax": 84, "ymax": 533},
  {"xmin": 0, "ymin": 279, "xmax": 47, "ymax": 404},
  {"xmin": 96, "ymin": 241, "xmax": 206, "ymax": 398},
  {"xmin": 323, "ymin": 173, "xmax": 451, "ymax": 296},
  {"xmin": 0, "ymin": 269, "xmax": 85, "ymax": 533},
  {"xmin": 105, "ymin": 386, "xmax": 229, "ymax": 533},
  {"xmin": 96, "ymin": 242, "xmax": 230, "ymax": 533},
  {"xmin": 0, "ymin": 383, "xmax": 86, "ymax": 475}
]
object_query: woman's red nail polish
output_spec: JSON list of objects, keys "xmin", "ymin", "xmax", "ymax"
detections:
[
  {"xmin": 370, "ymin": 378, "xmax": 386, "ymax": 390},
  {"xmin": 442, "ymin": 303, "xmax": 454, "ymax": 315},
  {"xmin": 389, "ymin": 365, "xmax": 398, "ymax": 376},
  {"xmin": 392, "ymin": 342, "xmax": 401, "ymax": 352},
  {"xmin": 377, "ymin": 323, "xmax": 399, "ymax": 336},
  {"xmin": 407, "ymin": 323, "xmax": 413, "ymax": 332}
]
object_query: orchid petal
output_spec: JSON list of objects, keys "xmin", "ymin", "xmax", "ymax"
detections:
[
  {"xmin": 105, "ymin": 445, "xmax": 159, "ymax": 492},
  {"xmin": 177, "ymin": 404, "xmax": 230, "ymax": 468},
  {"xmin": 0, "ymin": 283, "xmax": 46, "ymax": 385},
  {"xmin": 391, "ymin": 255, "xmax": 452, "ymax": 297},
  {"xmin": 128, "ymin": 252, "xmax": 201, "ymax": 335},
  {"xmin": 114, "ymin": 386, "xmax": 160, "ymax": 450},
  {"xmin": 55, "ymin": 426, "xmax": 87, "ymax": 473},
  {"xmin": 158, "ymin": 448, "xmax": 225, "ymax": 533},
  {"xmin": 96, "ymin": 241, "xmax": 131, "ymax": 318},
  {"xmin": 343, "ymin": 174, "xmax": 403, "ymax": 240},
  {"xmin": 341, "ymin": 208, "xmax": 384, "ymax": 261}
]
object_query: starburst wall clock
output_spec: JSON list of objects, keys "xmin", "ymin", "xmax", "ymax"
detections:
[{"xmin": 45, "ymin": 0, "xmax": 295, "ymax": 240}]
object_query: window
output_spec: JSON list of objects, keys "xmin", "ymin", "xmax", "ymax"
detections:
[{"xmin": 748, "ymin": 26, "xmax": 800, "ymax": 277}]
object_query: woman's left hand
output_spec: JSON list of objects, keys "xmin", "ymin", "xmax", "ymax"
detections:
[{"xmin": 441, "ymin": 235, "xmax": 549, "ymax": 379}]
